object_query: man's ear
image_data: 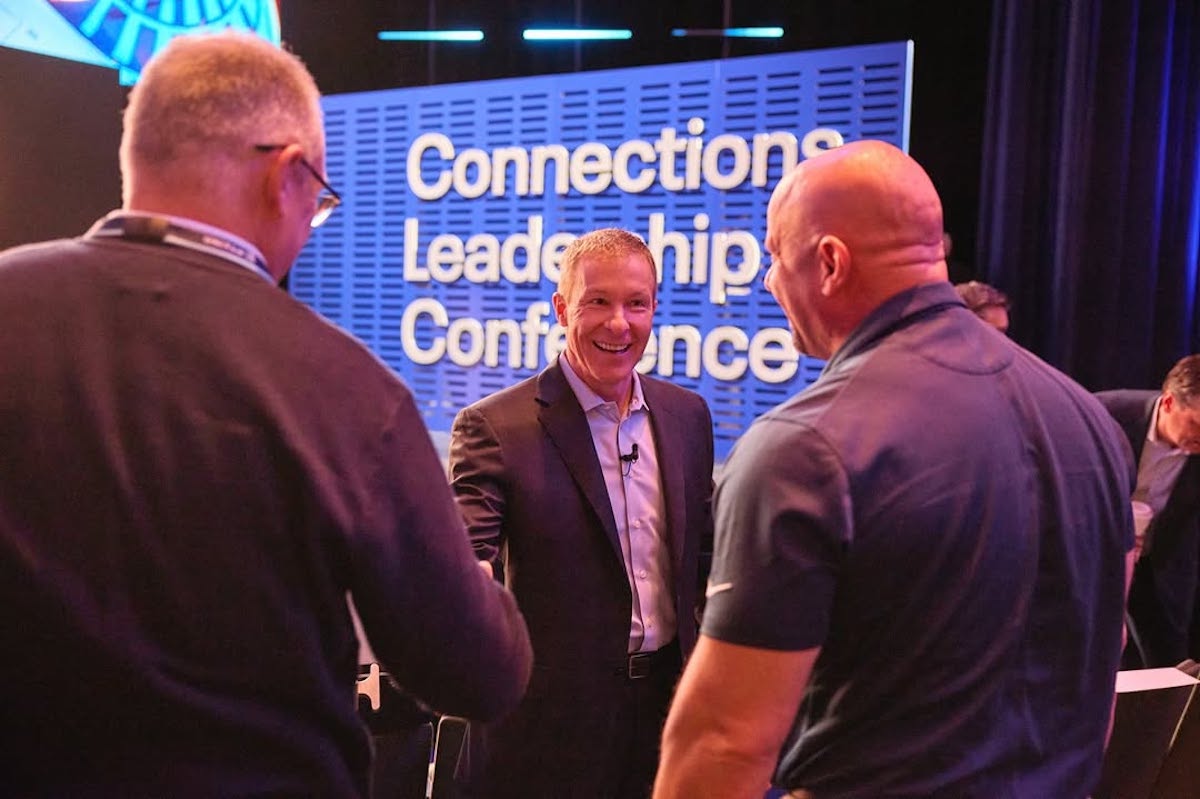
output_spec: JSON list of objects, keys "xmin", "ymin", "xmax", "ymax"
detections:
[
  {"xmin": 1162, "ymin": 392, "xmax": 1176, "ymax": 414},
  {"xmin": 816, "ymin": 234, "xmax": 850, "ymax": 296},
  {"xmin": 551, "ymin": 291, "xmax": 568, "ymax": 326},
  {"xmin": 263, "ymin": 144, "xmax": 304, "ymax": 220}
]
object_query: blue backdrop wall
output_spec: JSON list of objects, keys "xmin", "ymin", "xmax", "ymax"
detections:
[{"xmin": 290, "ymin": 42, "xmax": 913, "ymax": 459}]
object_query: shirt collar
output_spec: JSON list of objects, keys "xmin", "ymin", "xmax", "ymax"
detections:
[
  {"xmin": 558, "ymin": 354, "xmax": 649, "ymax": 415},
  {"xmin": 1146, "ymin": 396, "xmax": 1188, "ymax": 456},
  {"xmin": 822, "ymin": 282, "xmax": 965, "ymax": 375}
]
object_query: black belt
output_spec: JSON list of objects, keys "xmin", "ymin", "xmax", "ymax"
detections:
[{"xmin": 619, "ymin": 638, "xmax": 680, "ymax": 680}]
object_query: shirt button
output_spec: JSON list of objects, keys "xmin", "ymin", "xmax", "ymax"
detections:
[
  {"xmin": 634, "ymin": 519, "xmax": 642, "ymax": 528},
  {"xmin": 638, "ymin": 569, "xmax": 647, "ymax": 579}
]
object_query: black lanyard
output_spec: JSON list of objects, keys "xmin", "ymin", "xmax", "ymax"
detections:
[{"xmin": 86, "ymin": 214, "xmax": 274, "ymax": 283}]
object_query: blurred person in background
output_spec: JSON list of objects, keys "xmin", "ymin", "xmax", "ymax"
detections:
[
  {"xmin": 1097, "ymin": 354, "xmax": 1200, "ymax": 669},
  {"xmin": 955, "ymin": 279, "xmax": 1011, "ymax": 333}
]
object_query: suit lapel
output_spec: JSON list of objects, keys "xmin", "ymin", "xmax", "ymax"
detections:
[
  {"xmin": 644, "ymin": 378, "xmax": 687, "ymax": 580},
  {"xmin": 1154, "ymin": 457, "xmax": 1200, "ymax": 557},
  {"xmin": 1136, "ymin": 395, "xmax": 1200, "ymax": 559},
  {"xmin": 535, "ymin": 363, "xmax": 623, "ymax": 561}
]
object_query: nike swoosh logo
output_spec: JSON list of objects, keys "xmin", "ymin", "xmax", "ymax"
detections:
[{"xmin": 705, "ymin": 581, "xmax": 734, "ymax": 598}]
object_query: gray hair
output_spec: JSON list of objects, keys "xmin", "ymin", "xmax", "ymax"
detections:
[
  {"xmin": 1164, "ymin": 354, "xmax": 1200, "ymax": 407},
  {"xmin": 120, "ymin": 31, "xmax": 322, "ymax": 186}
]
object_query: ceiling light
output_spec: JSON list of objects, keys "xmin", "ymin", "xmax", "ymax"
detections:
[
  {"xmin": 670, "ymin": 27, "xmax": 784, "ymax": 39},
  {"xmin": 378, "ymin": 30, "xmax": 484, "ymax": 42},
  {"xmin": 523, "ymin": 29, "xmax": 633, "ymax": 41}
]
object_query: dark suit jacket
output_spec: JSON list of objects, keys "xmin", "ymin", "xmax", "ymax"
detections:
[
  {"xmin": 1096, "ymin": 389, "xmax": 1200, "ymax": 667},
  {"xmin": 448, "ymin": 359, "xmax": 714, "ymax": 796}
]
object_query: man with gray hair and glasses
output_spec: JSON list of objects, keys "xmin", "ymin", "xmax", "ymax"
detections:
[{"xmin": 0, "ymin": 31, "xmax": 530, "ymax": 797}]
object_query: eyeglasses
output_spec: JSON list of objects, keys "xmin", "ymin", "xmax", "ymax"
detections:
[{"xmin": 254, "ymin": 144, "xmax": 342, "ymax": 228}]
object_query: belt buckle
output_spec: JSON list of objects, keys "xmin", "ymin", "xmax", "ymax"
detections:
[{"xmin": 627, "ymin": 652, "xmax": 653, "ymax": 680}]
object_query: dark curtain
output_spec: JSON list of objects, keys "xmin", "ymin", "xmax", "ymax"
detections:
[{"xmin": 978, "ymin": 0, "xmax": 1200, "ymax": 390}]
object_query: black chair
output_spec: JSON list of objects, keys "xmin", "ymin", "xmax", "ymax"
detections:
[
  {"xmin": 428, "ymin": 716, "xmax": 470, "ymax": 799},
  {"xmin": 357, "ymin": 663, "xmax": 438, "ymax": 799},
  {"xmin": 1094, "ymin": 667, "xmax": 1199, "ymax": 799},
  {"xmin": 1148, "ymin": 661, "xmax": 1200, "ymax": 798}
]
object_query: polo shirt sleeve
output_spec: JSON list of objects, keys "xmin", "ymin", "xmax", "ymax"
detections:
[{"xmin": 701, "ymin": 417, "xmax": 851, "ymax": 651}]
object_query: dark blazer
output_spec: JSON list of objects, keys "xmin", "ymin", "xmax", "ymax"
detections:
[
  {"xmin": 1096, "ymin": 389, "xmax": 1200, "ymax": 667},
  {"xmin": 449, "ymin": 358, "xmax": 714, "ymax": 796}
]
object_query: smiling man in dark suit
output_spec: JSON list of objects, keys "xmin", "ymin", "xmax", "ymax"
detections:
[
  {"xmin": 1098, "ymin": 354, "xmax": 1200, "ymax": 668},
  {"xmin": 449, "ymin": 227, "xmax": 714, "ymax": 798}
]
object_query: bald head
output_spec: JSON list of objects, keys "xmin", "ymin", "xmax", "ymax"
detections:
[
  {"xmin": 773, "ymin": 140, "xmax": 945, "ymax": 271},
  {"xmin": 764, "ymin": 140, "xmax": 948, "ymax": 359}
]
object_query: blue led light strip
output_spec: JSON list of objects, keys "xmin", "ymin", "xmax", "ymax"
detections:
[
  {"xmin": 378, "ymin": 30, "xmax": 484, "ymax": 42},
  {"xmin": 523, "ymin": 28, "xmax": 632, "ymax": 41},
  {"xmin": 670, "ymin": 27, "xmax": 785, "ymax": 38}
]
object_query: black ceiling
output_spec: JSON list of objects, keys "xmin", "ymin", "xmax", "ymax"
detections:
[
  {"xmin": 0, "ymin": 1, "xmax": 992, "ymax": 272},
  {"xmin": 280, "ymin": 1, "xmax": 992, "ymax": 273}
]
